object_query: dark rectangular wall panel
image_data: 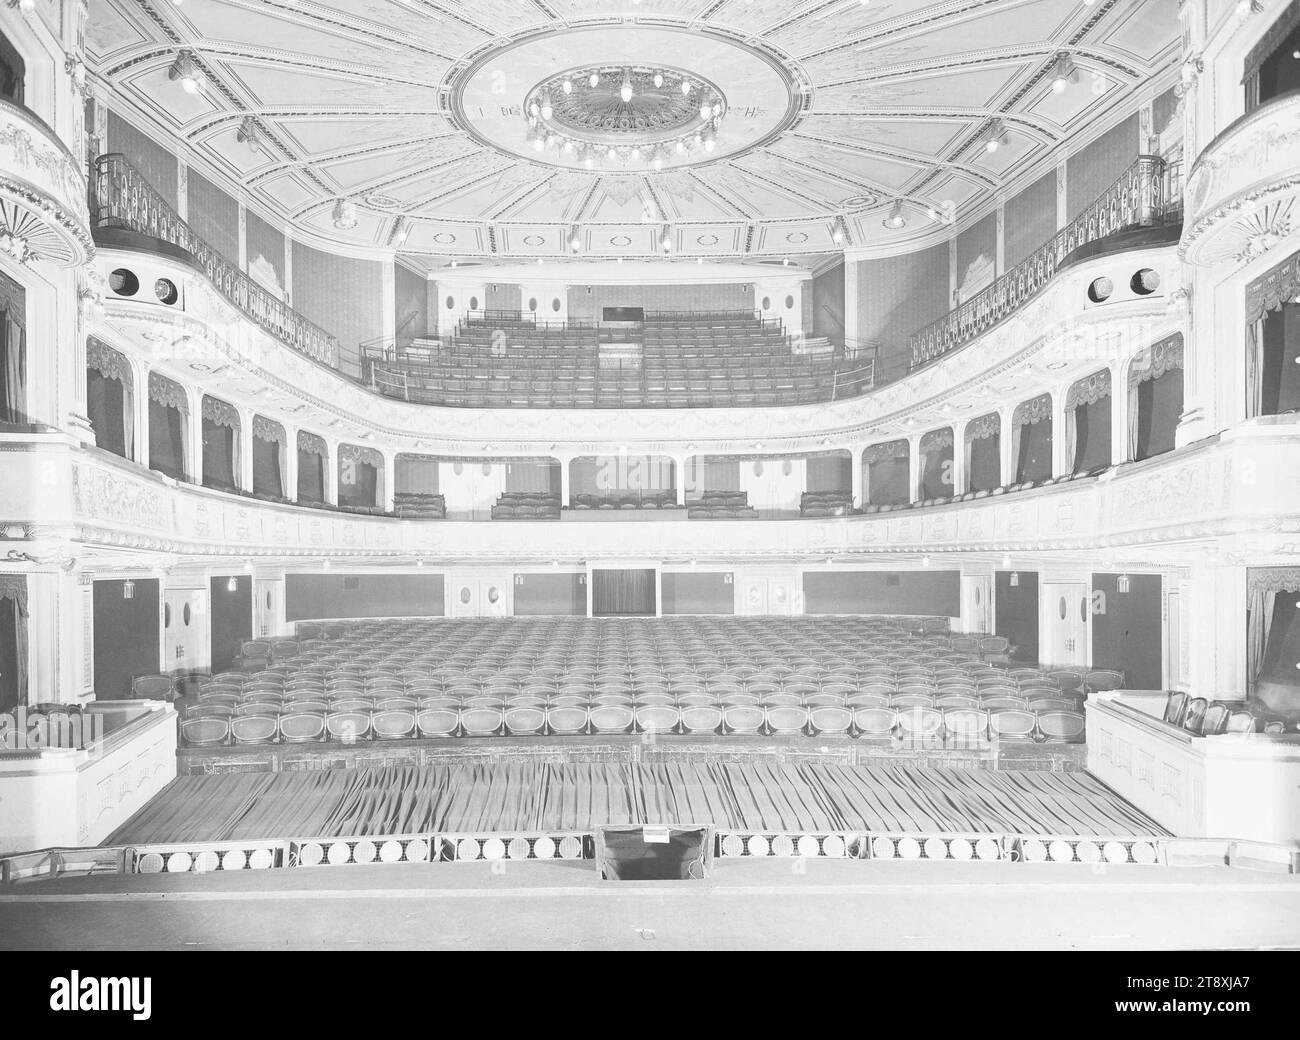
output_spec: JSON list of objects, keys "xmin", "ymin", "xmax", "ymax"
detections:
[
  {"xmin": 854, "ymin": 243, "xmax": 949, "ymax": 370},
  {"xmin": 394, "ymin": 262, "xmax": 428, "ymax": 348},
  {"xmin": 1066, "ymin": 114, "xmax": 1140, "ymax": 219},
  {"xmin": 285, "ymin": 574, "xmax": 446, "ymax": 620},
  {"xmin": 513, "ymin": 573, "xmax": 586, "ymax": 616},
  {"xmin": 808, "ymin": 261, "xmax": 845, "ymax": 341},
  {"xmin": 955, "ymin": 212, "xmax": 997, "ymax": 284},
  {"xmin": 661, "ymin": 572, "xmax": 734, "ymax": 615},
  {"xmin": 210, "ymin": 576, "xmax": 252, "ymax": 673},
  {"xmin": 290, "ymin": 241, "xmax": 385, "ymax": 378},
  {"xmin": 107, "ymin": 112, "xmax": 177, "ymax": 208},
  {"xmin": 186, "ymin": 168, "xmax": 239, "ymax": 264},
  {"xmin": 245, "ymin": 211, "xmax": 286, "ymax": 296},
  {"xmin": 93, "ymin": 579, "xmax": 160, "ymax": 699},
  {"xmin": 1004, "ymin": 170, "xmax": 1058, "ymax": 269},
  {"xmin": 1091, "ymin": 573, "xmax": 1163, "ymax": 689},
  {"xmin": 566, "ymin": 283, "xmax": 753, "ymax": 321},
  {"xmin": 802, "ymin": 571, "xmax": 960, "ymax": 616},
  {"xmin": 995, "ymin": 571, "xmax": 1039, "ymax": 663}
]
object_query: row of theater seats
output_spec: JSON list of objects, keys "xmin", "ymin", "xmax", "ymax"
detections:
[
  {"xmin": 491, "ymin": 492, "xmax": 561, "ymax": 520},
  {"xmin": 801, "ymin": 491, "xmax": 853, "ymax": 517},
  {"xmin": 570, "ymin": 491, "xmax": 680, "ymax": 510},
  {"xmin": 688, "ymin": 490, "xmax": 758, "ymax": 519},
  {"xmin": 866, "ymin": 470, "xmax": 1109, "ymax": 512},
  {"xmin": 177, "ymin": 615, "xmax": 1099, "ymax": 747},
  {"xmin": 1161, "ymin": 691, "xmax": 1287, "ymax": 735},
  {"xmin": 393, "ymin": 493, "xmax": 447, "ymax": 519}
]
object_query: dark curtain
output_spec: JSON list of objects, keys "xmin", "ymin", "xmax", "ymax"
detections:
[
  {"xmin": 1256, "ymin": 594, "xmax": 1300, "ymax": 718},
  {"xmin": 1016, "ymin": 419, "xmax": 1052, "ymax": 482},
  {"xmin": 807, "ymin": 453, "xmax": 851, "ymax": 493},
  {"xmin": 210, "ymin": 576, "xmax": 252, "ymax": 674},
  {"xmin": 1072, "ymin": 396, "xmax": 1112, "ymax": 473},
  {"xmin": 339, "ymin": 461, "xmax": 378, "ymax": 509},
  {"xmin": 0, "ymin": 31, "xmax": 22, "ymax": 105},
  {"xmin": 995, "ymin": 571, "xmax": 1039, "ymax": 663},
  {"xmin": 592, "ymin": 569, "xmax": 656, "ymax": 617},
  {"xmin": 1257, "ymin": 21, "xmax": 1300, "ymax": 106},
  {"xmin": 202, "ymin": 418, "xmax": 237, "ymax": 491},
  {"xmin": 1134, "ymin": 369, "xmax": 1183, "ymax": 461},
  {"xmin": 920, "ymin": 443, "xmax": 953, "ymax": 499},
  {"xmin": 0, "ymin": 301, "xmax": 26, "ymax": 425},
  {"xmin": 253, "ymin": 435, "xmax": 283, "ymax": 497},
  {"xmin": 396, "ymin": 455, "xmax": 439, "ymax": 495},
  {"xmin": 505, "ymin": 459, "xmax": 559, "ymax": 494},
  {"xmin": 1260, "ymin": 303, "xmax": 1300, "ymax": 416},
  {"xmin": 869, "ymin": 457, "xmax": 910, "ymax": 505},
  {"xmin": 0, "ymin": 595, "xmax": 25, "ymax": 712},
  {"xmin": 298, "ymin": 450, "xmax": 325, "ymax": 503},
  {"xmin": 148, "ymin": 399, "xmax": 187, "ymax": 481},
  {"xmin": 87, "ymin": 369, "xmax": 128, "ymax": 458},
  {"xmin": 970, "ymin": 434, "xmax": 1000, "ymax": 491}
]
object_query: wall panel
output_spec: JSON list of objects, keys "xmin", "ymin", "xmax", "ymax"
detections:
[
  {"xmin": 285, "ymin": 574, "xmax": 446, "ymax": 620},
  {"xmin": 802, "ymin": 571, "xmax": 960, "ymax": 616}
]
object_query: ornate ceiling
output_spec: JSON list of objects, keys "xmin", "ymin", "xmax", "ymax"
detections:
[{"xmin": 86, "ymin": 0, "xmax": 1179, "ymax": 266}]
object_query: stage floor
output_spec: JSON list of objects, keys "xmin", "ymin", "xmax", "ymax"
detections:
[
  {"xmin": 108, "ymin": 761, "xmax": 1163, "ymax": 845},
  {"xmin": 2, "ymin": 859, "xmax": 1295, "ymax": 951}
]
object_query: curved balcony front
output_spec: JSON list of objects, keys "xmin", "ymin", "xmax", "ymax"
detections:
[
  {"xmin": 1182, "ymin": 89, "xmax": 1300, "ymax": 267},
  {"xmin": 0, "ymin": 100, "xmax": 92, "ymax": 267}
]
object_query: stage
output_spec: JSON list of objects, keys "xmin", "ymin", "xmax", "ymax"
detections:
[{"xmin": 109, "ymin": 760, "xmax": 1161, "ymax": 846}]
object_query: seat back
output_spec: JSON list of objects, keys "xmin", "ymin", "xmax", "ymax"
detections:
[
  {"xmin": 1200, "ymin": 703, "xmax": 1230, "ymax": 737},
  {"xmin": 1036, "ymin": 710, "xmax": 1086, "ymax": 743},
  {"xmin": 1162, "ymin": 691, "xmax": 1189, "ymax": 726},
  {"xmin": 1181, "ymin": 697, "xmax": 1208, "ymax": 735}
]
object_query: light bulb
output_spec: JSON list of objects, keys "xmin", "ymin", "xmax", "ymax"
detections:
[
  {"xmin": 653, "ymin": 72, "xmax": 664, "ymax": 88},
  {"xmin": 681, "ymin": 79, "xmax": 692, "ymax": 95},
  {"xmin": 589, "ymin": 72, "xmax": 600, "ymax": 88},
  {"xmin": 562, "ymin": 78, "xmax": 573, "ymax": 94},
  {"xmin": 700, "ymin": 104, "xmax": 711, "ymax": 120}
]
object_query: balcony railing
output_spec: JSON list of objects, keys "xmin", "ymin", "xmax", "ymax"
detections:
[
  {"xmin": 908, "ymin": 155, "xmax": 1175, "ymax": 369},
  {"xmin": 89, "ymin": 153, "xmax": 340, "ymax": 370}
]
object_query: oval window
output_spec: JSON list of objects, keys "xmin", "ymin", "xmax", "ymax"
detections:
[
  {"xmin": 551, "ymin": 298, "xmax": 561, "ymax": 313},
  {"xmin": 459, "ymin": 587, "xmax": 472, "ymax": 604},
  {"xmin": 453, "ymin": 461, "xmax": 464, "ymax": 475},
  {"xmin": 1131, "ymin": 268, "xmax": 1160, "ymax": 295},
  {"xmin": 753, "ymin": 461, "xmax": 764, "ymax": 477},
  {"xmin": 154, "ymin": 278, "xmax": 179, "ymax": 305},
  {"xmin": 182, "ymin": 602, "xmax": 192, "ymax": 626},
  {"xmin": 761, "ymin": 296, "xmax": 771, "ymax": 311},
  {"xmin": 1058, "ymin": 596, "xmax": 1068, "ymax": 620},
  {"xmin": 487, "ymin": 587, "xmax": 500, "ymax": 604},
  {"xmin": 782, "ymin": 460, "xmax": 793, "ymax": 476},
  {"xmin": 468, "ymin": 296, "xmax": 479, "ymax": 311},
  {"xmin": 109, "ymin": 269, "xmax": 139, "ymax": 297},
  {"xmin": 163, "ymin": 603, "xmax": 172, "ymax": 628},
  {"xmin": 528, "ymin": 298, "xmax": 538, "ymax": 312},
  {"xmin": 482, "ymin": 462, "xmax": 492, "ymax": 476},
  {"xmin": 1080, "ymin": 596, "xmax": 1089, "ymax": 623},
  {"xmin": 1087, "ymin": 277, "xmax": 1113, "ymax": 303},
  {"xmin": 445, "ymin": 295, "xmax": 455, "ymax": 310},
  {"xmin": 974, "ymin": 587, "xmax": 982, "ymax": 606},
  {"xmin": 785, "ymin": 294, "xmax": 795, "ymax": 309}
]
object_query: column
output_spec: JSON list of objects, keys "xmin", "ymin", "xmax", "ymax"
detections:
[
  {"xmin": 134, "ymin": 361, "xmax": 149, "ymax": 467},
  {"xmin": 673, "ymin": 455, "xmax": 686, "ymax": 506},
  {"xmin": 187, "ymin": 387, "xmax": 204, "ymax": 485},
  {"xmin": 239, "ymin": 408, "xmax": 255, "ymax": 492},
  {"xmin": 1110, "ymin": 361, "xmax": 1129, "ymax": 466},
  {"xmin": 951, "ymin": 424, "xmax": 967, "ymax": 496},
  {"xmin": 323, "ymin": 440, "xmax": 338, "ymax": 506},
  {"xmin": 283, "ymin": 425, "xmax": 299, "ymax": 503},
  {"xmin": 850, "ymin": 446, "xmax": 863, "ymax": 509},
  {"xmin": 999, "ymin": 408, "xmax": 1014, "ymax": 487},
  {"xmin": 1055, "ymin": 160, "xmax": 1069, "ymax": 230},
  {"xmin": 1051, "ymin": 391, "xmax": 1069, "ymax": 478},
  {"xmin": 559, "ymin": 455, "xmax": 572, "ymax": 507},
  {"xmin": 382, "ymin": 451, "xmax": 396, "ymax": 513},
  {"xmin": 843, "ymin": 256, "xmax": 860, "ymax": 355},
  {"xmin": 908, "ymin": 434, "xmax": 921, "ymax": 502}
]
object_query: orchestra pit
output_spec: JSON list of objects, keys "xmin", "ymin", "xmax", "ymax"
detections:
[{"xmin": 1, "ymin": 0, "xmax": 1299, "ymax": 953}]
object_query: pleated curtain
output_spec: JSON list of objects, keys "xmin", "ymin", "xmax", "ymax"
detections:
[
  {"xmin": 0, "ymin": 290, "xmax": 27, "ymax": 425},
  {"xmin": 252, "ymin": 416, "xmax": 286, "ymax": 498},
  {"xmin": 148, "ymin": 372, "xmax": 189, "ymax": 481},
  {"xmin": 1012, "ymin": 394, "xmax": 1052, "ymax": 483},
  {"xmin": 395, "ymin": 454, "xmax": 440, "ymax": 496},
  {"xmin": 297, "ymin": 432, "xmax": 327, "ymax": 503},
  {"xmin": 964, "ymin": 412, "xmax": 1000, "ymax": 492},
  {"xmin": 0, "ymin": 576, "xmax": 27, "ymax": 712},
  {"xmin": 86, "ymin": 339, "xmax": 135, "ymax": 460},
  {"xmin": 201, "ymin": 396, "xmax": 241, "ymax": 490},
  {"xmin": 1129, "ymin": 335, "xmax": 1184, "ymax": 461}
]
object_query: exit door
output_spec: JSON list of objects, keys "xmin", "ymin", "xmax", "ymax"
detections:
[
  {"xmin": 163, "ymin": 588, "xmax": 203, "ymax": 674},
  {"xmin": 1043, "ymin": 582, "xmax": 1089, "ymax": 667}
]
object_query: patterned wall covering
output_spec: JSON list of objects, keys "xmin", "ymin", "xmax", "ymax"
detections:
[
  {"xmin": 1066, "ymin": 113, "xmax": 1140, "ymax": 220},
  {"xmin": 1004, "ymin": 169, "xmax": 1058, "ymax": 269},
  {"xmin": 854, "ymin": 243, "xmax": 949, "ymax": 360},
  {"xmin": 107, "ymin": 111, "xmax": 178, "ymax": 207},
  {"xmin": 808, "ymin": 262, "xmax": 845, "ymax": 342},
  {"xmin": 290, "ymin": 240, "xmax": 385, "ymax": 377},
  {"xmin": 245, "ymin": 211, "xmax": 286, "ymax": 298},
  {"xmin": 955, "ymin": 212, "xmax": 998, "ymax": 287},
  {"xmin": 486, "ymin": 283, "xmax": 522, "ymax": 313},
  {"xmin": 394, "ymin": 261, "xmax": 428, "ymax": 348},
  {"xmin": 567, "ymin": 283, "xmax": 755, "ymax": 321},
  {"xmin": 186, "ymin": 167, "xmax": 239, "ymax": 265}
]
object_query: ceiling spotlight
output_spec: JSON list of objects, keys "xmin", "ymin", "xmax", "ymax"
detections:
[
  {"xmin": 681, "ymin": 78, "xmax": 693, "ymax": 95},
  {"xmin": 532, "ymin": 134, "xmax": 545, "ymax": 151},
  {"xmin": 984, "ymin": 120, "xmax": 1010, "ymax": 152},
  {"xmin": 168, "ymin": 50, "xmax": 204, "ymax": 94},
  {"xmin": 703, "ymin": 130, "xmax": 716, "ymax": 152},
  {"xmin": 653, "ymin": 71, "xmax": 664, "ymax": 89},
  {"xmin": 391, "ymin": 216, "xmax": 410, "ymax": 245},
  {"xmin": 235, "ymin": 116, "xmax": 262, "ymax": 153},
  {"xmin": 662, "ymin": 235, "xmax": 673, "ymax": 251},
  {"xmin": 562, "ymin": 78, "xmax": 573, "ymax": 94},
  {"xmin": 570, "ymin": 235, "xmax": 581, "ymax": 252},
  {"xmin": 883, "ymin": 200, "xmax": 906, "ymax": 229},
  {"xmin": 589, "ymin": 72, "xmax": 600, "ymax": 88},
  {"xmin": 227, "ymin": 575, "xmax": 238, "ymax": 592},
  {"xmin": 630, "ymin": 146, "xmax": 641, "ymax": 161},
  {"xmin": 607, "ymin": 145, "xmax": 617, "ymax": 159},
  {"xmin": 331, "ymin": 198, "xmax": 358, "ymax": 230},
  {"xmin": 700, "ymin": 103, "xmax": 712, "ymax": 120},
  {"xmin": 584, "ymin": 155, "xmax": 595, "ymax": 169},
  {"xmin": 676, "ymin": 139, "xmax": 686, "ymax": 153},
  {"xmin": 620, "ymin": 70, "xmax": 634, "ymax": 104},
  {"xmin": 563, "ymin": 139, "xmax": 573, "ymax": 153},
  {"xmin": 540, "ymin": 93, "xmax": 554, "ymax": 120},
  {"xmin": 122, "ymin": 579, "xmax": 135, "ymax": 600},
  {"xmin": 1051, "ymin": 54, "xmax": 1078, "ymax": 93},
  {"xmin": 652, "ymin": 151, "xmax": 664, "ymax": 170}
]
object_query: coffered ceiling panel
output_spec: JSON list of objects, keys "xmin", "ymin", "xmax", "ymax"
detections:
[{"xmin": 87, "ymin": 0, "xmax": 1179, "ymax": 261}]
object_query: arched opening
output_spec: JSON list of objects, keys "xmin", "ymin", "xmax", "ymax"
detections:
[
  {"xmin": 1129, "ymin": 334, "xmax": 1183, "ymax": 461},
  {"xmin": 147, "ymin": 372, "xmax": 189, "ymax": 481},
  {"xmin": 1066, "ymin": 369, "xmax": 1112, "ymax": 475},
  {"xmin": 86, "ymin": 339, "xmax": 134, "ymax": 460}
]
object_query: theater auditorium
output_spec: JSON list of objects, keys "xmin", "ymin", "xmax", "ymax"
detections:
[{"xmin": 0, "ymin": 0, "xmax": 1298, "ymax": 951}]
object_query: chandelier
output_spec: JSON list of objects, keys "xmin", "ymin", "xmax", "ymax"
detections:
[{"xmin": 524, "ymin": 65, "xmax": 726, "ymax": 170}]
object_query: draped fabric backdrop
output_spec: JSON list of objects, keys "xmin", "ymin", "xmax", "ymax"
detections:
[
  {"xmin": 0, "ymin": 576, "xmax": 27, "ymax": 711},
  {"xmin": 865, "ymin": 440, "xmax": 909, "ymax": 505},
  {"xmin": 338, "ymin": 443, "xmax": 383, "ymax": 508},
  {"xmin": 201, "ymin": 396, "xmax": 241, "ymax": 490},
  {"xmin": 1129, "ymin": 335, "xmax": 1183, "ymax": 461},
  {"xmin": 297, "ymin": 432, "xmax": 327, "ymax": 503},
  {"xmin": 964, "ymin": 412, "xmax": 1001, "ymax": 492},
  {"xmin": 806, "ymin": 452, "xmax": 851, "ymax": 494},
  {"xmin": 592, "ymin": 569, "xmax": 656, "ymax": 617},
  {"xmin": 0, "ymin": 272, "xmax": 26, "ymax": 425},
  {"xmin": 918, "ymin": 428, "xmax": 954, "ymax": 499},
  {"xmin": 1245, "ymin": 248, "xmax": 1300, "ymax": 417},
  {"xmin": 252, "ymin": 416, "xmax": 286, "ymax": 498},
  {"xmin": 1066, "ymin": 370, "xmax": 1111, "ymax": 473},
  {"xmin": 1012, "ymin": 394, "xmax": 1052, "ymax": 482},
  {"xmin": 395, "ymin": 454, "xmax": 440, "ymax": 496},
  {"xmin": 505, "ymin": 459, "xmax": 560, "ymax": 494},
  {"xmin": 148, "ymin": 373, "xmax": 188, "ymax": 481},
  {"xmin": 86, "ymin": 339, "xmax": 134, "ymax": 459}
]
